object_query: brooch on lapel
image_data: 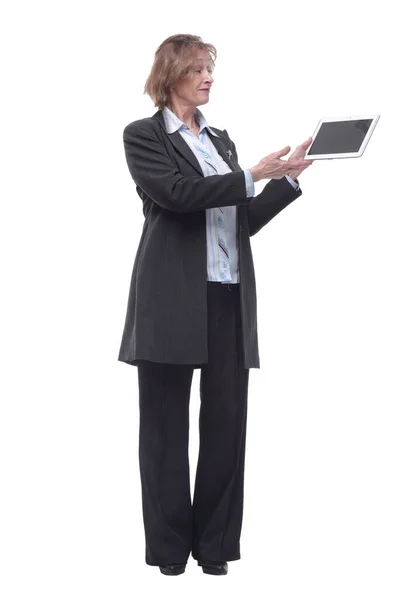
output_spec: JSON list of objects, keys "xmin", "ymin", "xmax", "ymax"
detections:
[{"xmin": 227, "ymin": 150, "xmax": 233, "ymax": 159}]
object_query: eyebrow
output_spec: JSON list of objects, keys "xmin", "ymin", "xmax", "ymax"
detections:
[{"xmin": 194, "ymin": 60, "xmax": 214, "ymax": 67}]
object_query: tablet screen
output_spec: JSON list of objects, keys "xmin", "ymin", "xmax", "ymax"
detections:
[{"xmin": 307, "ymin": 119, "xmax": 373, "ymax": 155}]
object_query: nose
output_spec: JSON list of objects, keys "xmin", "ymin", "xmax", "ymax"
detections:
[{"xmin": 204, "ymin": 72, "xmax": 214, "ymax": 85}]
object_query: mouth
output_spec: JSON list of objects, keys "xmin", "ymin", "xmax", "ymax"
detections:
[{"xmin": 199, "ymin": 88, "xmax": 210, "ymax": 92}]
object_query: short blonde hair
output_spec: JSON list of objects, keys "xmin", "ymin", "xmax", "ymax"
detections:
[{"xmin": 144, "ymin": 34, "xmax": 217, "ymax": 110}]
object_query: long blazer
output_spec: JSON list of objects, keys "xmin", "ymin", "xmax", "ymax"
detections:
[{"xmin": 118, "ymin": 109, "xmax": 303, "ymax": 369}]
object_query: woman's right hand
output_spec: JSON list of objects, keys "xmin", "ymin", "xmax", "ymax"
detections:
[{"xmin": 250, "ymin": 146, "xmax": 313, "ymax": 182}]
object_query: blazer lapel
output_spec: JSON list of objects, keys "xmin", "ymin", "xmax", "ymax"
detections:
[
  {"xmin": 168, "ymin": 131, "xmax": 204, "ymax": 175},
  {"xmin": 152, "ymin": 110, "xmax": 203, "ymax": 176},
  {"xmin": 152, "ymin": 110, "xmax": 240, "ymax": 176},
  {"xmin": 207, "ymin": 133, "xmax": 240, "ymax": 172}
]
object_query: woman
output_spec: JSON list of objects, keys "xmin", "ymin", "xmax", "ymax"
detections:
[{"xmin": 118, "ymin": 34, "xmax": 313, "ymax": 576}]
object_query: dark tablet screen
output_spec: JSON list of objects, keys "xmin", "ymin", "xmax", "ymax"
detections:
[{"xmin": 307, "ymin": 119, "xmax": 373, "ymax": 155}]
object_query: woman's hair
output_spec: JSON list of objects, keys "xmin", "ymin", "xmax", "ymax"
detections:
[{"xmin": 144, "ymin": 34, "xmax": 217, "ymax": 110}]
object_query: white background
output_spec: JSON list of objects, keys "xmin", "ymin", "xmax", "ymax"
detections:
[{"xmin": 1, "ymin": 0, "xmax": 399, "ymax": 598}]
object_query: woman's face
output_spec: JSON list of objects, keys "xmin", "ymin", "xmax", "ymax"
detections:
[{"xmin": 171, "ymin": 50, "xmax": 214, "ymax": 109}]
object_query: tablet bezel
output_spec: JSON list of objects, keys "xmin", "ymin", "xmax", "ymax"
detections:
[{"xmin": 304, "ymin": 114, "xmax": 380, "ymax": 160}]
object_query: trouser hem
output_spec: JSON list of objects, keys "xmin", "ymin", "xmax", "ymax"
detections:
[
  {"xmin": 145, "ymin": 557, "xmax": 190, "ymax": 566},
  {"xmin": 191, "ymin": 551, "xmax": 241, "ymax": 563}
]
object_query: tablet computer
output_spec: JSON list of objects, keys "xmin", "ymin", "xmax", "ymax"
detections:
[{"xmin": 304, "ymin": 114, "xmax": 380, "ymax": 159}]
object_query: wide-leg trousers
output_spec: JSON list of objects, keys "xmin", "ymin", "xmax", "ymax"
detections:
[{"xmin": 136, "ymin": 281, "xmax": 249, "ymax": 566}]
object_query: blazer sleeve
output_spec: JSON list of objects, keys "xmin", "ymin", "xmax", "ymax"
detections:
[
  {"xmin": 123, "ymin": 120, "xmax": 252, "ymax": 213},
  {"xmin": 226, "ymin": 134, "xmax": 303, "ymax": 237}
]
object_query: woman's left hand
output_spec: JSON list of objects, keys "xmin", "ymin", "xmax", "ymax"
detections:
[{"xmin": 287, "ymin": 137, "xmax": 314, "ymax": 181}]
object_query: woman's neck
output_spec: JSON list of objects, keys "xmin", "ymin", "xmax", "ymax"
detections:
[{"xmin": 166, "ymin": 101, "xmax": 198, "ymax": 129}]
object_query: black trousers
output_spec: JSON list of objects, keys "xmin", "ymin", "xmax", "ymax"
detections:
[{"xmin": 137, "ymin": 281, "xmax": 249, "ymax": 566}]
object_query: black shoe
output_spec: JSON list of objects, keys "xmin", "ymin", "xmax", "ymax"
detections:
[
  {"xmin": 159, "ymin": 563, "xmax": 186, "ymax": 576},
  {"xmin": 197, "ymin": 561, "xmax": 228, "ymax": 575}
]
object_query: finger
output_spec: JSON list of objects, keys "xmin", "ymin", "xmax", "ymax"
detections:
[
  {"xmin": 274, "ymin": 145, "xmax": 291, "ymax": 158},
  {"xmin": 302, "ymin": 137, "xmax": 313, "ymax": 148},
  {"xmin": 294, "ymin": 138, "xmax": 312, "ymax": 151}
]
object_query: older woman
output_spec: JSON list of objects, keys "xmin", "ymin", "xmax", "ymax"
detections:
[{"xmin": 118, "ymin": 34, "xmax": 313, "ymax": 576}]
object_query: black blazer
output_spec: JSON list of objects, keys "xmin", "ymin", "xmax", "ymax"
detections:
[{"xmin": 118, "ymin": 110, "xmax": 302, "ymax": 369}]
